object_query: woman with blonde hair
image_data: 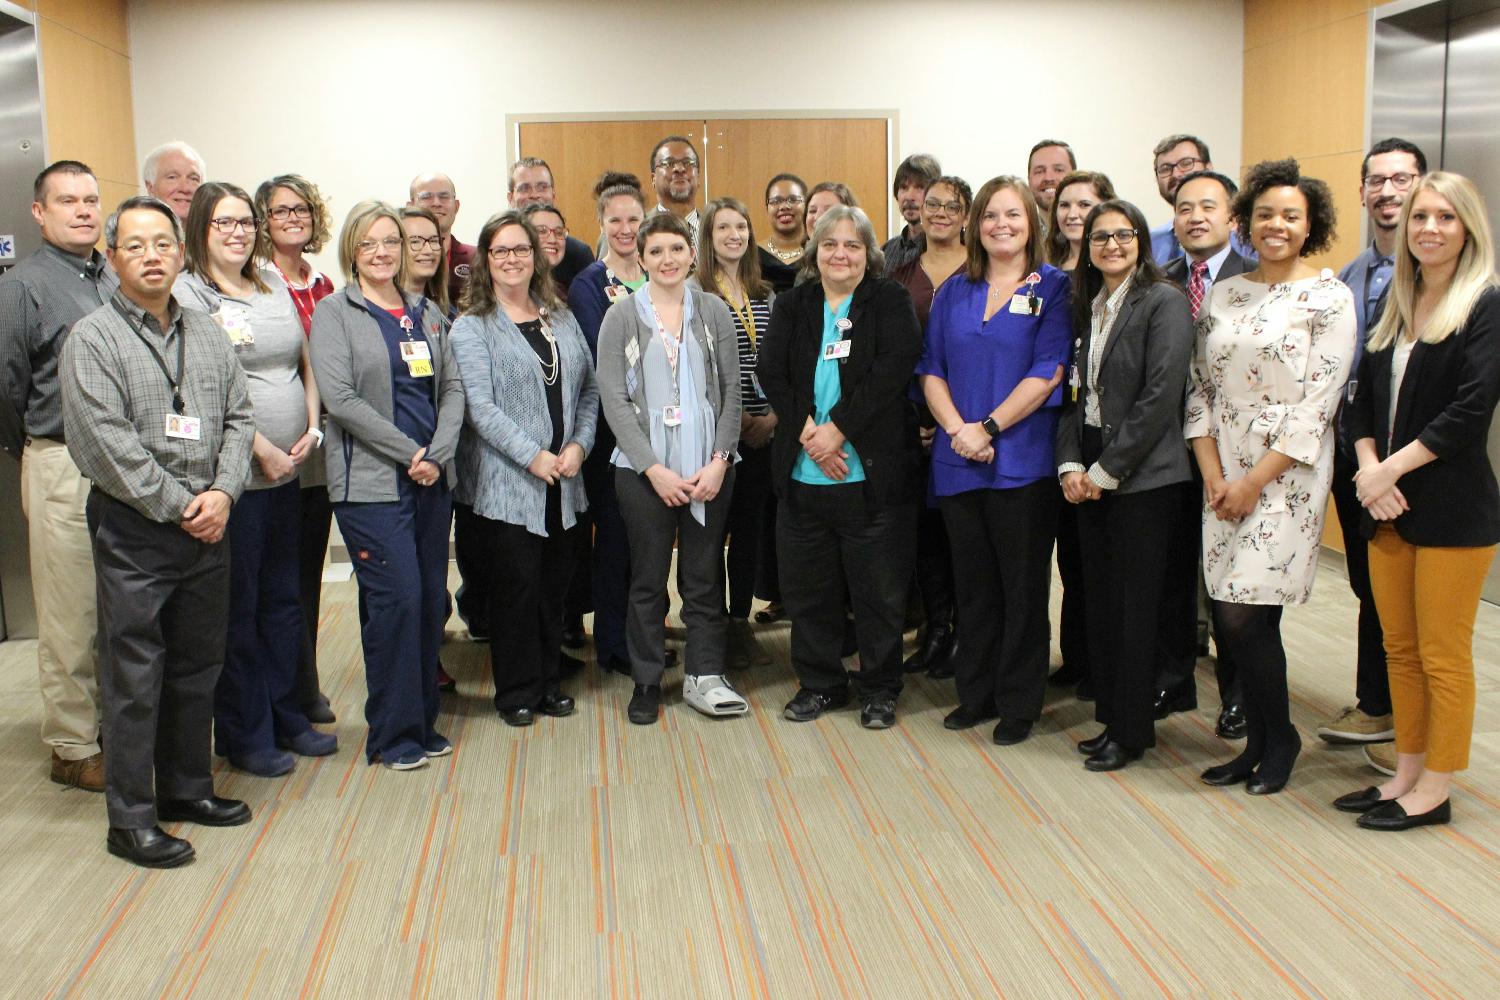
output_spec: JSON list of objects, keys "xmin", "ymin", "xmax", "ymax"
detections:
[{"xmin": 1337, "ymin": 172, "xmax": 1500, "ymax": 830}]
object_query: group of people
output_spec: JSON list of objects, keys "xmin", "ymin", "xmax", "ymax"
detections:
[{"xmin": 2, "ymin": 127, "xmax": 1496, "ymax": 870}]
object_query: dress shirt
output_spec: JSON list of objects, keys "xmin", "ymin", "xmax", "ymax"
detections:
[
  {"xmin": 1057, "ymin": 277, "xmax": 1132, "ymax": 490},
  {"xmin": 881, "ymin": 226, "xmax": 925, "ymax": 274},
  {"xmin": 1152, "ymin": 222, "xmax": 1255, "ymax": 266},
  {"xmin": 654, "ymin": 204, "xmax": 700, "ymax": 245},
  {"xmin": 1337, "ymin": 242, "xmax": 1395, "ymax": 377},
  {"xmin": 60, "ymin": 289, "xmax": 254, "ymax": 522}
]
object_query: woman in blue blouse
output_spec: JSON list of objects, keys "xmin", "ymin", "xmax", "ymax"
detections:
[{"xmin": 919, "ymin": 176, "xmax": 1070, "ymax": 745}]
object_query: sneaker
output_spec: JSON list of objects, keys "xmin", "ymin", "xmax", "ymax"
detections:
[
  {"xmin": 627, "ymin": 684, "xmax": 661, "ymax": 725},
  {"xmin": 424, "ymin": 735, "xmax": 453, "ymax": 758},
  {"xmin": 381, "ymin": 749, "xmax": 430, "ymax": 771},
  {"xmin": 782, "ymin": 687, "xmax": 849, "ymax": 722},
  {"xmin": 279, "ymin": 729, "xmax": 338, "ymax": 757},
  {"xmin": 860, "ymin": 698, "xmax": 896, "ymax": 729},
  {"xmin": 50, "ymin": 750, "xmax": 105, "ymax": 793},
  {"xmin": 1364, "ymin": 742, "xmax": 1397, "ymax": 776},
  {"xmin": 1317, "ymin": 706, "xmax": 1395, "ymax": 743}
]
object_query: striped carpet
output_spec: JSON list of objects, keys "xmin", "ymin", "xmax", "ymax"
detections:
[{"xmin": 1, "ymin": 556, "xmax": 1498, "ymax": 999}]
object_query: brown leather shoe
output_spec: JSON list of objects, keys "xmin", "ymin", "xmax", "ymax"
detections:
[{"xmin": 51, "ymin": 751, "xmax": 105, "ymax": 793}]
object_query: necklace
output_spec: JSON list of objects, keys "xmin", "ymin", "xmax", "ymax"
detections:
[
  {"xmin": 763, "ymin": 241, "xmax": 803, "ymax": 263},
  {"xmin": 535, "ymin": 314, "xmax": 560, "ymax": 386}
]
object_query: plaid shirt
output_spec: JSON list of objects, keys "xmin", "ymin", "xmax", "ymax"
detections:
[{"xmin": 60, "ymin": 288, "xmax": 253, "ymax": 523}]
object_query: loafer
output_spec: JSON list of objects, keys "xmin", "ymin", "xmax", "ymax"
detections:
[
  {"xmin": 51, "ymin": 750, "xmax": 105, "ymax": 793},
  {"xmin": 943, "ymin": 704, "xmax": 998, "ymax": 731},
  {"xmin": 107, "ymin": 826, "xmax": 195, "ymax": 868},
  {"xmin": 1246, "ymin": 771, "xmax": 1291, "ymax": 796},
  {"xmin": 860, "ymin": 698, "xmax": 896, "ymax": 730},
  {"xmin": 1153, "ymin": 682, "xmax": 1197, "ymax": 720},
  {"xmin": 1333, "ymin": 786, "xmax": 1387, "ymax": 814},
  {"xmin": 1200, "ymin": 762, "xmax": 1254, "ymax": 786},
  {"xmin": 1216, "ymin": 704, "xmax": 1247, "ymax": 740},
  {"xmin": 424, "ymin": 735, "xmax": 453, "ymax": 757},
  {"xmin": 991, "ymin": 718, "xmax": 1033, "ymax": 746},
  {"xmin": 304, "ymin": 696, "xmax": 337, "ymax": 725},
  {"xmin": 279, "ymin": 729, "xmax": 338, "ymax": 757},
  {"xmin": 539, "ymin": 693, "xmax": 575, "ymax": 717},
  {"xmin": 628, "ymin": 684, "xmax": 661, "ymax": 725},
  {"xmin": 561, "ymin": 616, "xmax": 587, "ymax": 649},
  {"xmin": 1076, "ymin": 730, "xmax": 1111, "ymax": 756},
  {"xmin": 158, "ymin": 796, "xmax": 252, "ymax": 827},
  {"xmin": 1357, "ymin": 798, "xmax": 1451, "ymax": 831},
  {"xmin": 500, "ymin": 706, "xmax": 535, "ymax": 727},
  {"xmin": 1084, "ymin": 741, "xmax": 1143, "ymax": 772},
  {"xmin": 227, "ymin": 749, "xmax": 295, "ymax": 777},
  {"xmin": 782, "ymin": 687, "xmax": 849, "ymax": 722}
]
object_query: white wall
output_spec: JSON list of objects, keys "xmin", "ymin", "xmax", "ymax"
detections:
[{"xmin": 129, "ymin": 0, "xmax": 1243, "ymax": 274}]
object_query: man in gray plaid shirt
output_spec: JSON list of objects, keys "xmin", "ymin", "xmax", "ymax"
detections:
[{"xmin": 60, "ymin": 195, "xmax": 255, "ymax": 869}]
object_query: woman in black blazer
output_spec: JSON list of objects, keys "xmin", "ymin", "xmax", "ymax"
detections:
[
  {"xmin": 1338, "ymin": 172, "xmax": 1500, "ymax": 832},
  {"xmin": 1056, "ymin": 201, "xmax": 1195, "ymax": 770},
  {"xmin": 756, "ymin": 205, "xmax": 924, "ymax": 729}
]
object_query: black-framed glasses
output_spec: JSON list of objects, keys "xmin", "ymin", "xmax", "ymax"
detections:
[
  {"xmin": 654, "ymin": 156, "xmax": 698, "ymax": 172},
  {"xmin": 488, "ymin": 244, "xmax": 534, "ymax": 260},
  {"xmin": 1088, "ymin": 229, "xmax": 1138, "ymax": 247},
  {"xmin": 268, "ymin": 204, "xmax": 313, "ymax": 221},
  {"xmin": 924, "ymin": 198, "xmax": 964, "ymax": 216},
  {"xmin": 356, "ymin": 236, "xmax": 404, "ymax": 255},
  {"xmin": 1155, "ymin": 155, "xmax": 1204, "ymax": 179},
  {"xmin": 210, "ymin": 216, "xmax": 258, "ymax": 235},
  {"xmin": 407, "ymin": 236, "xmax": 443, "ymax": 252},
  {"xmin": 1363, "ymin": 172, "xmax": 1417, "ymax": 192},
  {"xmin": 767, "ymin": 195, "xmax": 805, "ymax": 208}
]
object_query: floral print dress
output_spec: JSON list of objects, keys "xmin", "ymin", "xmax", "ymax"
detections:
[{"xmin": 1184, "ymin": 270, "xmax": 1357, "ymax": 605}]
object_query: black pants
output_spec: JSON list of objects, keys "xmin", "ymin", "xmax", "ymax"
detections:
[
  {"xmin": 88, "ymin": 490, "xmax": 227, "ymax": 829},
  {"xmin": 1212, "ymin": 602, "xmax": 1296, "ymax": 767},
  {"xmin": 615, "ymin": 466, "xmax": 734, "ymax": 684},
  {"xmin": 724, "ymin": 442, "xmax": 773, "ymax": 618},
  {"xmin": 296, "ymin": 483, "xmax": 332, "ymax": 710},
  {"xmin": 941, "ymin": 479, "xmax": 1058, "ymax": 720},
  {"xmin": 757, "ymin": 496, "xmax": 782, "ymax": 604},
  {"xmin": 586, "ymin": 448, "xmax": 631, "ymax": 662},
  {"xmin": 1331, "ymin": 446, "xmax": 1390, "ymax": 715},
  {"xmin": 1054, "ymin": 501, "xmax": 1088, "ymax": 678},
  {"xmin": 777, "ymin": 482, "xmax": 915, "ymax": 700},
  {"xmin": 453, "ymin": 501, "xmax": 490, "ymax": 637},
  {"xmin": 914, "ymin": 502, "xmax": 955, "ymax": 630},
  {"xmin": 1076, "ymin": 483, "xmax": 1184, "ymax": 749}
]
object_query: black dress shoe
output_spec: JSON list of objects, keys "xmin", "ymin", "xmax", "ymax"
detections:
[
  {"xmin": 1047, "ymin": 661, "xmax": 1084, "ymax": 687},
  {"xmin": 1200, "ymin": 762, "xmax": 1254, "ymax": 786},
  {"xmin": 107, "ymin": 826, "xmax": 195, "ymax": 868},
  {"xmin": 1357, "ymin": 798, "xmax": 1451, "ymax": 831},
  {"xmin": 157, "ymin": 796, "xmax": 252, "ymax": 827},
  {"xmin": 1153, "ymin": 682, "xmax": 1197, "ymax": 719},
  {"xmin": 627, "ymin": 684, "xmax": 661, "ymax": 725},
  {"xmin": 1076, "ymin": 730, "xmax": 1111, "ymax": 755},
  {"xmin": 926, "ymin": 637, "xmax": 958, "ymax": 680},
  {"xmin": 1084, "ymin": 741, "xmax": 1143, "ymax": 772},
  {"xmin": 991, "ymin": 718, "xmax": 1033, "ymax": 746},
  {"xmin": 561, "ymin": 616, "xmax": 587, "ymax": 649},
  {"xmin": 1333, "ymin": 786, "xmax": 1387, "ymax": 814},
  {"xmin": 500, "ymin": 706, "xmax": 535, "ymax": 727},
  {"xmin": 903, "ymin": 625, "xmax": 954, "ymax": 673},
  {"xmin": 539, "ymin": 693, "xmax": 575, "ymax": 718},
  {"xmin": 1216, "ymin": 703, "xmax": 1247, "ymax": 740},
  {"xmin": 943, "ymin": 704, "xmax": 997, "ymax": 731}
]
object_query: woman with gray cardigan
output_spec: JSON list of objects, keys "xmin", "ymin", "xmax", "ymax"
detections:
[
  {"xmin": 310, "ymin": 201, "xmax": 463, "ymax": 771},
  {"xmin": 597, "ymin": 213, "xmax": 743, "ymax": 725},
  {"xmin": 451, "ymin": 212, "xmax": 598, "ymax": 727}
]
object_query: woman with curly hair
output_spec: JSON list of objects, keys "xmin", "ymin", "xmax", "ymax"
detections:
[{"xmin": 1185, "ymin": 159, "xmax": 1357, "ymax": 795}]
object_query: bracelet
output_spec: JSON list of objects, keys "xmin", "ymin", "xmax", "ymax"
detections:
[{"xmin": 308, "ymin": 426, "xmax": 324, "ymax": 447}]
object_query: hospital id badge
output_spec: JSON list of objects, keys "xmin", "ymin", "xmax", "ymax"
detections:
[
  {"xmin": 1010, "ymin": 294, "xmax": 1042, "ymax": 315},
  {"xmin": 823, "ymin": 339, "xmax": 852, "ymax": 361},
  {"xmin": 400, "ymin": 340, "xmax": 432, "ymax": 361},
  {"xmin": 751, "ymin": 373, "xmax": 767, "ymax": 399},
  {"xmin": 663, "ymin": 405, "xmax": 683, "ymax": 427},
  {"xmin": 605, "ymin": 284, "xmax": 629, "ymax": 303},
  {"xmin": 221, "ymin": 312, "xmax": 254, "ymax": 346},
  {"xmin": 1293, "ymin": 290, "xmax": 1331, "ymax": 311},
  {"xmin": 164, "ymin": 413, "xmax": 202, "ymax": 441}
]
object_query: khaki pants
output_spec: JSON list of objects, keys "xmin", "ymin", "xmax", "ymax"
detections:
[{"xmin": 20, "ymin": 437, "xmax": 101, "ymax": 759}]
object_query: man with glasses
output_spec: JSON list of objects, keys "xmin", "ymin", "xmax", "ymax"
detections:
[
  {"xmin": 408, "ymin": 172, "xmax": 472, "ymax": 305},
  {"xmin": 60, "ymin": 195, "xmax": 256, "ymax": 868},
  {"xmin": 1148, "ymin": 134, "xmax": 1253, "ymax": 264},
  {"xmin": 881, "ymin": 153, "xmax": 942, "ymax": 272},
  {"xmin": 506, "ymin": 156, "xmax": 594, "ymax": 286},
  {"xmin": 1027, "ymin": 140, "xmax": 1075, "ymax": 215},
  {"xmin": 1317, "ymin": 137, "xmax": 1428, "ymax": 758},
  {"xmin": 649, "ymin": 136, "xmax": 701, "ymax": 243},
  {"xmin": 0, "ymin": 161, "xmax": 108, "ymax": 791}
]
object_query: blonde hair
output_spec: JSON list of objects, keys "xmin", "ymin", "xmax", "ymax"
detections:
[
  {"xmin": 337, "ymin": 200, "xmax": 408, "ymax": 290},
  {"xmin": 1368, "ymin": 172, "xmax": 1497, "ymax": 351}
]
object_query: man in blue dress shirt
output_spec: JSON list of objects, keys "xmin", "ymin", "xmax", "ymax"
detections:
[{"xmin": 1148, "ymin": 134, "xmax": 1254, "ymax": 265}]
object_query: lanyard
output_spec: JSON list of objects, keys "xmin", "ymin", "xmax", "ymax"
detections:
[
  {"xmin": 112, "ymin": 298, "xmax": 186, "ymax": 414},
  {"xmin": 717, "ymin": 277, "xmax": 758, "ymax": 350},
  {"xmin": 272, "ymin": 260, "xmax": 321, "ymax": 334}
]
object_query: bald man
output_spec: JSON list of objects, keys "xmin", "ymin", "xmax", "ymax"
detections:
[{"xmin": 408, "ymin": 172, "xmax": 473, "ymax": 306}]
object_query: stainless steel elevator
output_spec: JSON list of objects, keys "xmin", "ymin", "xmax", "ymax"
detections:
[{"xmin": 1370, "ymin": 0, "xmax": 1500, "ymax": 602}]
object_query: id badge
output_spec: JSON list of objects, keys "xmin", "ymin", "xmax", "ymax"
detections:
[
  {"xmin": 1293, "ymin": 291, "xmax": 1331, "ymax": 311},
  {"xmin": 823, "ymin": 339, "xmax": 852, "ymax": 361},
  {"xmin": 1068, "ymin": 364, "xmax": 1080, "ymax": 402},
  {"xmin": 220, "ymin": 312, "xmax": 254, "ymax": 346},
  {"xmin": 400, "ymin": 340, "xmax": 432, "ymax": 361},
  {"xmin": 751, "ymin": 373, "xmax": 767, "ymax": 399},
  {"xmin": 407, "ymin": 358, "xmax": 434, "ymax": 378},
  {"xmin": 164, "ymin": 413, "xmax": 202, "ymax": 441},
  {"xmin": 1345, "ymin": 378, "xmax": 1359, "ymax": 404},
  {"xmin": 1009, "ymin": 294, "xmax": 1042, "ymax": 315},
  {"xmin": 663, "ymin": 405, "xmax": 683, "ymax": 427},
  {"xmin": 605, "ymin": 284, "xmax": 629, "ymax": 303}
]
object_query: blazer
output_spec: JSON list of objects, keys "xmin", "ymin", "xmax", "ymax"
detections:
[
  {"xmin": 310, "ymin": 284, "xmax": 463, "ymax": 503},
  {"xmin": 757, "ymin": 275, "xmax": 924, "ymax": 506},
  {"xmin": 1346, "ymin": 286, "xmax": 1500, "ymax": 546},
  {"xmin": 450, "ymin": 303, "xmax": 598, "ymax": 536},
  {"xmin": 1056, "ymin": 279, "xmax": 1194, "ymax": 494},
  {"xmin": 1162, "ymin": 248, "xmax": 1250, "ymax": 288},
  {"xmin": 595, "ymin": 287, "xmax": 741, "ymax": 474}
]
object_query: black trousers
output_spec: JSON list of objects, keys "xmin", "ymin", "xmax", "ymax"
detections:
[
  {"xmin": 615, "ymin": 466, "xmax": 734, "ymax": 684},
  {"xmin": 1076, "ymin": 483, "xmax": 1184, "ymax": 749},
  {"xmin": 88, "ymin": 490, "xmax": 227, "ymax": 829},
  {"xmin": 586, "ymin": 448, "xmax": 631, "ymax": 662},
  {"xmin": 1054, "ymin": 501, "xmax": 1088, "ymax": 677},
  {"xmin": 453, "ymin": 501, "xmax": 490, "ymax": 636},
  {"xmin": 724, "ymin": 442, "xmax": 773, "ymax": 618},
  {"xmin": 914, "ymin": 501, "xmax": 955, "ymax": 629},
  {"xmin": 777, "ymin": 482, "xmax": 915, "ymax": 700},
  {"xmin": 757, "ymin": 496, "xmax": 782, "ymax": 604},
  {"xmin": 1156, "ymin": 471, "xmax": 1236, "ymax": 703},
  {"xmin": 941, "ymin": 479, "xmax": 1058, "ymax": 720},
  {"xmin": 1331, "ymin": 446, "xmax": 1390, "ymax": 715},
  {"xmin": 296, "ymin": 483, "xmax": 332, "ymax": 710}
]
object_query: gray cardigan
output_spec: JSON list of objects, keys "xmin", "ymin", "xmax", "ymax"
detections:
[
  {"xmin": 309, "ymin": 284, "xmax": 463, "ymax": 502},
  {"xmin": 450, "ymin": 304, "xmax": 598, "ymax": 536},
  {"xmin": 596, "ymin": 287, "xmax": 741, "ymax": 473}
]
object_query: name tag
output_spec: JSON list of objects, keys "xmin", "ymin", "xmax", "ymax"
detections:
[
  {"xmin": 165, "ymin": 413, "xmax": 202, "ymax": 441},
  {"xmin": 406, "ymin": 358, "xmax": 434, "ymax": 378},
  {"xmin": 605, "ymin": 284, "xmax": 630, "ymax": 303},
  {"xmin": 220, "ymin": 311, "xmax": 254, "ymax": 346},
  {"xmin": 662, "ymin": 405, "xmax": 683, "ymax": 427},
  {"xmin": 400, "ymin": 340, "xmax": 432, "ymax": 361},
  {"xmin": 1293, "ymin": 291, "xmax": 1332, "ymax": 311},
  {"xmin": 1009, "ymin": 294, "xmax": 1042, "ymax": 315},
  {"xmin": 823, "ymin": 339, "xmax": 852, "ymax": 361}
]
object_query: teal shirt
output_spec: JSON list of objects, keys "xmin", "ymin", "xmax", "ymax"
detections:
[{"xmin": 792, "ymin": 297, "xmax": 866, "ymax": 485}]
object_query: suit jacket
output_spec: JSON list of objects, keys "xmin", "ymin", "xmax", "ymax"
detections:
[
  {"xmin": 1162, "ymin": 248, "xmax": 1249, "ymax": 289},
  {"xmin": 1056, "ymin": 279, "xmax": 1194, "ymax": 494},
  {"xmin": 1346, "ymin": 286, "xmax": 1500, "ymax": 546},
  {"xmin": 756, "ymin": 275, "xmax": 923, "ymax": 506}
]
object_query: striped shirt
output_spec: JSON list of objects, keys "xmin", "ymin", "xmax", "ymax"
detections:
[{"xmin": 725, "ymin": 295, "xmax": 772, "ymax": 416}]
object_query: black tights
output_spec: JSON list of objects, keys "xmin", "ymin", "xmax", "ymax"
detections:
[{"xmin": 1211, "ymin": 602, "xmax": 1301, "ymax": 779}]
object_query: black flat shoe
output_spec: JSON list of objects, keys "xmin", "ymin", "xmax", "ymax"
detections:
[
  {"xmin": 1076, "ymin": 730, "xmax": 1111, "ymax": 756},
  {"xmin": 904, "ymin": 625, "xmax": 954, "ymax": 673},
  {"xmin": 1200, "ymin": 762, "xmax": 1254, "ymax": 786},
  {"xmin": 539, "ymin": 693, "xmax": 575, "ymax": 718},
  {"xmin": 991, "ymin": 718, "xmax": 1033, "ymax": 746},
  {"xmin": 1153, "ymin": 683, "xmax": 1197, "ymax": 719},
  {"xmin": 1333, "ymin": 786, "xmax": 1387, "ymax": 814},
  {"xmin": 1246, "ymin": 771, "xmax": 1291, "ymax": 795},
  {"xmin": 942, "ymin": 704, "xmax": 997, "ymax": 731},
  {"xmin": 753, "ymin": 603, "xmax": 786, "ymax": 625},
  {"xmin": 561, "ymin": 616, "xmax": 586, "ymax": 649},
  {"xmin": 500, "ymin": 706, "xmax": 535, "ymax": 727},
  {"xmin": 1357, "ymin": 798, "xmax": 1451, "ymax": 831},
  {"xmin": 107, "ymin": 826, "xmax": 195, "ymax": 868},
  {"xmin": 1216, "ymin": 703, "xmax": 1247, "ymax": 740},
  {"xmin": 627, "ymin": 684, "xmax": 661, "ymax": 725},
  {"xmin": 1084, "ymin": 741, "xmax": 1143, "ymax": 772},
  {"xmin": 158, "ymin": 796, "xmax": 252, "ymax": 827}
]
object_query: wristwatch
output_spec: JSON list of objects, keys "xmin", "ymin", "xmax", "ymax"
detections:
[
  {"xmin": 980, "ymin": 416, "xmax": 1000, "ymax": 438},
  {"xmin": 713, "ymin": 450, "xmax": 733, "ymax": 464}
]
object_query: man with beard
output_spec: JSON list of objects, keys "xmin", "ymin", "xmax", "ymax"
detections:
[
  {"xmin": 1026, "ymin": 140, "xmax": 1075, "ymax": 216},
  {"xmin": 880, "ymin": 154, "xmax": 942, "ymax": 272},
  {"xmin": 649, "ymin": 136, "xmax": 701, "ymax": 244},
  {"xmin": 1147, "ymin": 133, "xmax": 1254, "ymax": 264}
]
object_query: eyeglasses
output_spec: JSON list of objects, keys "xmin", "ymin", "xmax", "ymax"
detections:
[
  {"xmin": 268, "ymin": 204, "xmax": 313, "ymax": 221},
  {"xmin": 513, "ymin": 182, "xmax": 554, "ymax": 195},
  {"xmin": 767, "ymin": 195, "xmax": 805, "ymax": 208},
  {"xmin": 1088, "ymin": 229, "xmax": 1138, "ymax": 247},
  {"xmin": 116, "ymin": 238, "xmax": 179, "ymax": 258},
  {"xmin": 210, "ymin": 216, "xmax": 258, "ymax": 235},
  {"xmin": 531, "ymin": 225, "xmax": 567, "ymax": 240},
  {"xmin": 488, "ymin": 244, "xmax": 534, "ymax": 260},
  {"xmin": 1155, "ymin": 155, "xmax": 1205, "ymax": 179},
  {"xmin": 356, "ymin": 236, "xmax": 404, "ymax": 255},
  {"xmin": 414, "ymin": 191, "xmax": 455, "ymax": 204},
  {"xmin": 654, "ymin": 156, "xmax": 698, "ymax": 172},
  {"xmin": 407, "ymin": 236, "xmax": 443, "ymax": 252},
  {"xmin": 924, "ymin": 198, "xmax": 964, "ymax": 216},
  {"xmin": 1364, "ymin": 172, "xmax": 1417, "ymax": 192}
]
